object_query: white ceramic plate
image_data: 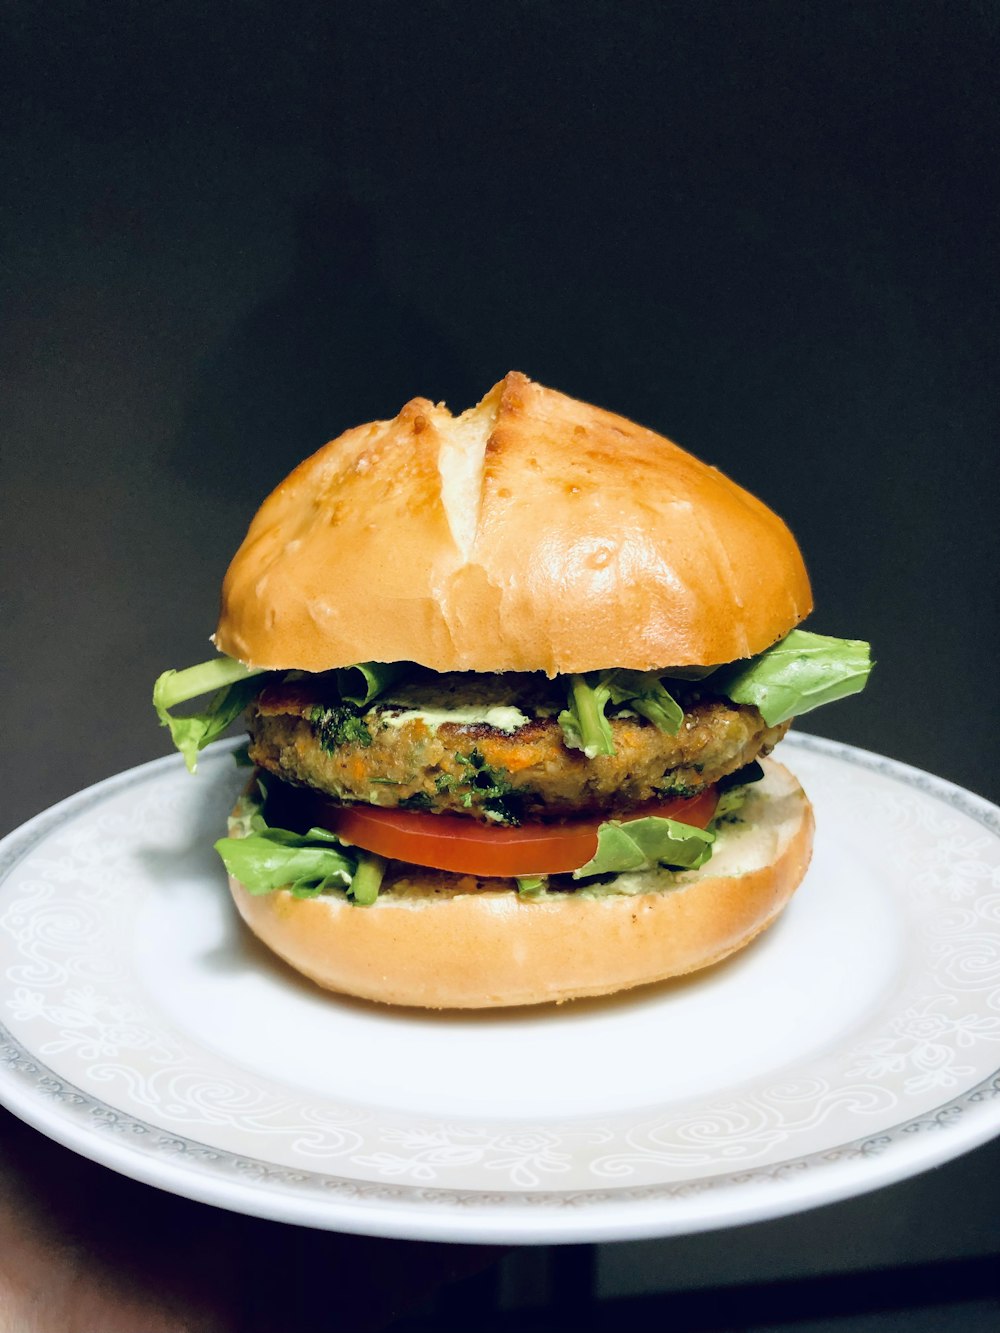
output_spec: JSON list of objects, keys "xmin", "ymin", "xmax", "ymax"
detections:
[{"xmin": 1, "ymin": 735, "xmax": 999, "ymax": 1244}]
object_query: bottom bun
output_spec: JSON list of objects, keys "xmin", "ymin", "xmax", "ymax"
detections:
[{"xmin": 227, "ymin": 759, "xmax": 814, "ymax": 1009}]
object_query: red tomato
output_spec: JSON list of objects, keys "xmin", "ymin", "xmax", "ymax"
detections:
[{"xmin": 314, "ymin": 788, "xmax": 718, "ymax": 878}]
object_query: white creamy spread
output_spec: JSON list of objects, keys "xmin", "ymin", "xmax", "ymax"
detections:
[{"xmin": 380, "ymin": 704, "xmax": 530, "ymax": 734}]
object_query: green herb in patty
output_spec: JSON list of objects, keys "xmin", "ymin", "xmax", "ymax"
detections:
[
  {"xmin": 652, "ymin": 779, "xmax": 704, "ymax": 800},
  {"xmin": 454, "ymin": 748, "xmax": 522, "ymax": 825},
  {"xmin": 398, "ymin": 791, "xmax": 434, "ymax": 811},
  {"xmin": 311, "ymin": 703, "xmax": 372, "ymax": 751}
]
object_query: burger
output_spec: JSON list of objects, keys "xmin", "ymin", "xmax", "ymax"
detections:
[{"xmin": 153, "ymin": 372, "xmax": 871, "ymax": 1008}]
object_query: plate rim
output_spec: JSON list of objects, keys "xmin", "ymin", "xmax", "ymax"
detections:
[{"xmin": 2, "ymin": 734, "xmax": 1000, "ymax": 1244}]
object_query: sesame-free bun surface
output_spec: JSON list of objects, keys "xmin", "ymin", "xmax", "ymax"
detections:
[
  {"xmin": 215, "ymin": 373, "xmax": 812, "ymax": 675},
  {"xmin": 227, "ymin": 759, "xmax": 814, "ymax": 1009}
]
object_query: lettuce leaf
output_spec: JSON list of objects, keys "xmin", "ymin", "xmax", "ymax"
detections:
[
  {"xmin": 215, "ymin": 827, "xmax": 356, "ymax": 898},
  {"xmin": 570, "ymin": 763, "xmax": 762, "ymax": 886},
  {"xmin": 606, "ymin": 671, "xmax": 683, "ymax": 733},
  {"xmin": 153, "ymin": 657, "xmax": 269, "ymax": 772},
  {"xmin": 335, "ymin": 662, "xmax": 408, "ymax": 707},
  {"xmin": 516, "ymin": 875, "xmax": 549, "ymax": 897},
  {"xmin": 558, "ymin": 670, "xmax": 683, "ymax": 757},
  {"xmin": 154, "ymin": 656, "xmax": 408, "ymax": 771},
  {"xmin": 214, "ymin": 783, "xmax": 385, "ymax": 904},
  {"xmin": 558, "ymin": 674, "xmax": 616, "ymax": 757},
  {"xmin": 714, "ymin": 630, "xmax": 873, "ymax": 726},
  {"xmin": 348, "ymin": 852, "xmax": 387, "ymax": 905},
  {"xmin": 555, "ymin": 632, "xmax": 872, "ymax": 759},
  {"xmin": 572, "ymin": 815, "xmax": 715, "ymax": 878}
]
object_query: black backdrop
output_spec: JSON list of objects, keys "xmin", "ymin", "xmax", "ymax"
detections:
[
  {"xmin": 2, "ymin": 1, "xmax": 997, "ymax": 825},
  {"xmin": 1, "ymin": 4, "xmax": 998, "ymax": 1323}
]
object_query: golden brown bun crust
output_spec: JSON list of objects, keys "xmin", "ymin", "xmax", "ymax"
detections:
[
  {"xmin": 214, "ymin": 373, "xmax": 812, "ymax": 674},
  {"xmin": 227, "ymin": 759, "xmax": 814, "ymax": 1009}
]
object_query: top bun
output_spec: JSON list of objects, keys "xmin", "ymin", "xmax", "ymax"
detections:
[{"xmin": 214, "ymin": 373, "xmax": 812, "ymax": 675}]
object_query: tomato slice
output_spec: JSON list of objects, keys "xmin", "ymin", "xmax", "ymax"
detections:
[{"xmin": 312, "ymin": 788, "xmax": 718, "ymax": 878}]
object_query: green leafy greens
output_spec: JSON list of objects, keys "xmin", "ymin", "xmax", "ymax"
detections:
[
  {"xmin": 556, "ymin": 632, "xmax": 872, "ymax": 759},
  {"xmin": 516, "ymin": 875, "xmax": 549, "ymax": 897},
  {"xmin": 558, "ymin": 671, "xmax": 683, "ymax": 757},
  {"xmin": 558, "ymin": 674, "xmax": 615, "ymax": 757},
  {"xmin": 572, "ymin": 815, "xmax": 715, "ymax": 879},
  {"xmin": 713, "ymin": 630, "xmax": 873, "ymax": 726},
  {"xmin": 335, "ymin": 662, "xmax": 408, "ymax": 707},
  {"xmin": 214, "ymin": 782, "xmax": 385, "ymax": 904},
  {"xmin": 607, "ymin": 671, "xmax": 685, "ymax": 732},
  {"xmin": 153, "ymin": 657, "xmax": 269, "ymax": 772},
  {"xmin": 570, "ymin": 766, "xmax": 763, "ymax": 887},
  {"xmin": 153, "ymin": 655, "xmax": 409, "ymax": 769}
]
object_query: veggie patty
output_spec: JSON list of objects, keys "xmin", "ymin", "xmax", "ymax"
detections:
[{"xmin": 247, "ymin": 671, "xmax": 789, "ymax": 822}]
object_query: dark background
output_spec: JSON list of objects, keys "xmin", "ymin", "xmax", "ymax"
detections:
[{"xmin": 1, "ymin": 2, "xmax": 998, "ymax": 1328}]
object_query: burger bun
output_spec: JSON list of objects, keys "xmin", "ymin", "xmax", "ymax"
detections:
[
  {"xmin": 214, "ymin": 372, "xmax": 812, "ymax": 676},
  {"xmin": 226, "ymin": 759, "xmax": 814, "ymax": 1009}
]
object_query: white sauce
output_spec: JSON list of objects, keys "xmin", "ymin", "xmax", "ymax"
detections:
[{"xmin": 381, "ymin": 704, "xmax": 530, "ymax": 734}]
